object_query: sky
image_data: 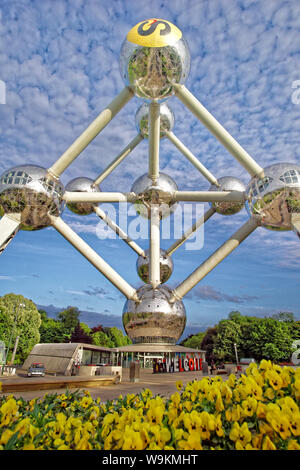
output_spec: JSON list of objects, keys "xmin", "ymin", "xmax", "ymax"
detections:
[{"xmin": 0, "ymin": 0, "xmax": 300, "ymax": 333}]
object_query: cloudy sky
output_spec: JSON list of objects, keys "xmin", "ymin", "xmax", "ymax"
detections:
[{"xmin": 0, "ymin": 0, "xmax": 299, "ymax": 331}]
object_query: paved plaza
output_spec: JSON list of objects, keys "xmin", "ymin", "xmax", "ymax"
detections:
[{"xmin": 0, "ymin": 367, "xmax": 212, "ymax": 402}]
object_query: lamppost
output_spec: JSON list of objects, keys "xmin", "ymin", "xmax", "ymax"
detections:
[
  {"xmin": 234, "ymin": 342, "xmax": 239, "ymax": 372},
  {"xmin": 3, "ymin": 302, "xmax": 25, "ymax": 371}
]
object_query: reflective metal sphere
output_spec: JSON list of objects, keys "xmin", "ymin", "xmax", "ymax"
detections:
[
  {"xmin": 65, "ymin": 177, "xmax": 101, "ymax": 215},
  {"xmin": 122, "ymin": 284, "xmax": 186, "ymax": 344},
  {"xmin": 0, "ymin": 165, "xmax": 64, "ymax": 231},
  {"xmin": 135, "ymin": 102, "xmax": 174, "ymax": 138},
  {"xmin": 209, "ymin": 176, "xmax": 246, "ymax": 215},
  {"xmin": 246, "ymin": 163, "xmax": 300, "ymax": 231},
  {"xmin": 137, "ymin": 249, "xmax": 173, "ymax": 284},
  {"xmin": 119, "ymin": 19, "xmax": 190, "ymax": 101},
  {"xmin": 131, "ymin": 172, "xmax": 178, "ymax": 219}
]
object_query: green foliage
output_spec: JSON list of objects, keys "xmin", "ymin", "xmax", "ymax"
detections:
[
  {"xmin": 0, "ymin": 293, "xmax": 41, "ymax": 363},
  {"xmin": 91, "ymin": 330, "xmax": 114, "ymax": 348},
  {"xmin": 189, "ymin": 310, "xmax": 299, "ymax": 364},
  {"xmin": 181, "ymin": 331, "xmax": 205, "ymax": 350},
  {"xmin": 39, "ymin": 315, "xmax": 70, "ymax": 344},
  {"xmin": 57, "ymin": 306, "xmax": 80, "ymax": 330}
]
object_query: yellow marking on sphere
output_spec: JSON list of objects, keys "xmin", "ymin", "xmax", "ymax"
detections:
[{"xmin": 127, "ymin": 19, "xmax": 182, "ymax": 47}]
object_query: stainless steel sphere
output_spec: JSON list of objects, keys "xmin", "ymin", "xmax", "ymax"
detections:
[
  {"xmin": 135, "ymin": 102, "xmax": 174, "ymax": 138},
  {"xmin": 137, "ymin": 249, "xmax": 173, "ymax": 284},
  {"xmin": 246, "ymin": 163, "xmax": 300, "ymax": 231},
  {"xmin": 131, "ymin": 172, "xmax": 178, "ymax": 219},
  {"xmin": 119, "ymin": 19, "xmax": 190, "ymax": 101},
  {"xmin": 0, "ymin": 165, "xmax": 64, "ymax": 231},
  {"xmin": 65, "ymin": 177, "xmax": 101, "ymax": 215},
  {"xmin": 209, "ymin": 176, "xmax": 246, "ymax": 215},
  {"xmin": 122, "ymin": 284, "xmax": 186, "ymax": 344}
]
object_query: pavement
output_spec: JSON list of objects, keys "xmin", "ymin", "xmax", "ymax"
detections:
[{"xmin": 0, "ymin": 367, "xmax": 215, "ymax": 402}]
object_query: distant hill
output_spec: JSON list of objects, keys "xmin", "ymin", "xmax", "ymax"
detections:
[{"xmin": 37, "ymin": 304, "xmax": 207, "ymax": 343}]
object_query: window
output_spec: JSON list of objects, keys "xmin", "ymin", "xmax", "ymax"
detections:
[
  {"xmin": 39, "ymin": 177, "xmax": 63, "ymax": 198},
  {"xmin": 0, "ymin": 170, "xmax": 32, "ymax": 185},
  {"xmin": 280, "ymin": 169, "xmax": 299, "ymax": 185},
  {"xmin": 258, "ymin": 176, "xmax": 273, "ymax": 193}
]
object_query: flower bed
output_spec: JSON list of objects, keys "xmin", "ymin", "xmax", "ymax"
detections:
[{"xmin": 0, "ymin": 360, "xmax": 299, "ymax": 450}]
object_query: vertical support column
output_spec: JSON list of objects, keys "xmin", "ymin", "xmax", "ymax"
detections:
[
  {"xmin": 148, "ymin": 102, "xmax": 161, "ymax": 184},
  {"xmin": 149, "ymin": 205, "xmax": 161, "ymax": 289}
]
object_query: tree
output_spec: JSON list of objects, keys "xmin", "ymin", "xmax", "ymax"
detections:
[
  {"xmin": 181, "ymin": 332, "xmax": 205, "ymax": 350},
  {"xmin": 0, "ymin": 293, "xmax": 41, "ymax": 363},
  {"xmin": 243, "ymin": 318, "xmax": 293, "ymax": 362},
  {"xmin": 57, "ymin": 306, "xmax": 80, "ymax": 331},
  {"xmin": 92, "ymin": 330, "xmax": 114, "ymax": 348},
  {"xmin": 213, "ymin": 320, "xmax": 243, "ymax": 362},
  {"xmin": 39, "ymin": 313, "xmax": 70, "ymax": 344},
  {"xmin": 200, "ymin": 327, "xmax": 218, "ymax": 364},
  {"xmin": 70, "ymin": 323, "xmax": 93, "ymax": 344},
  {"xmin": 107, "ymin": 327, "xmax": 132, "ymax": 347}
]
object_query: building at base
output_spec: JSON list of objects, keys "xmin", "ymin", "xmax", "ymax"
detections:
[{"xmin": 22, "ymin": 342, "xmax": 206, "ymax": 376}]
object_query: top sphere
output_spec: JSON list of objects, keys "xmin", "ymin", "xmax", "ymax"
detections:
[
  {"xmin": 246, "ymin": 162, "xmax": 300, "ymax": 231},
  {"xmin": 119, "ymin": 19, "xmax": 190, "ymax": 101},
  {"xmin": 0, "ymin": 164, "xmax": 64, "ymax": 230}
]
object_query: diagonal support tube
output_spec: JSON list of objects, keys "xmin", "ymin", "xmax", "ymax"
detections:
[
  {"xmin": 93, "ymin": 133, "xmax": 144, "ymax": 187},
  {"xmin": 165, "ymin": 130, "xmax": 219, "ymax": 186},
  {"xmin": 63, "ymin": 191, "xmax": 137, "ymax": 203},
  {"xmin": 47, "ymin": 87, "xmax": 134, "ymax": 179},
  {"xmin": 94, "ymin": 205, "xmax": 145, "ymax": 257},
  {"xmin": 174, "ymin": 190, "xmax": 246, "ymax": 203},
  {"xmin": 174, "ymin": 84, "xmax": 264, "ymax": 178},
  {"xmin": 50, "ymin": 215, "xmax": 139, "ymax": 301},
  {"xmin": 166, "ymin": 207, "xmax": 216, "ymax": 256},
  {"xmin": 170, "ymin": 217, "xmax": 258, "ymax": 302},
  {"xmin": 149, "ymin": 205, "xmax": 161, "ymax": 289},
  {"xmin": 148, "ymin": 102, "xmax": 161, "ymax": 184},
  {"xmin": 0, "ymin": 214, "xmax": 21, "ymax": 255}
]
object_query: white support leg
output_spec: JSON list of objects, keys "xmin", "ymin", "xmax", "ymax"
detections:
[
  {"xmin": 165, "ymin": 130, "xmax": 219, "ymax": 187},
  {"xmin": 47, "ymin": 86, "xmax": 134, "ymax": 179},
  {"xmin": 93, "ymin": 133, "xmax": 143, "ymax": 186},
  {"xmin": 148, "ymin": 102, "xmax": 161, "ymax": 184},
  {"xmin": 94, "ymin": 205, "xmax": 146, "ymax": 257},
  {"xmin": 0, "ymin": 214, "xmax": 21, "ymax": 255},
  {"xmin": 170, "ymin": 217, "xmax": 258, "ymax": 302},
  {"xmin": 166, "ymin": 207, "xmax": 216, "ymax": 256},
  {"xmin": 50, "ymin": 215, "xmax": 139, "ymax": 301},
  {"xmin": 149, "ymin": 205, "xmax": 161, "ymax": 289},
  {"xmin": 174, "ymin": 84, "xmax": 264, "ymax": 178}
]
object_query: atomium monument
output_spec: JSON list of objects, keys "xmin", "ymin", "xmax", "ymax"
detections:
[{"xmin": 0, "ymin": 19, "xmax": 299, "ymax": 345}]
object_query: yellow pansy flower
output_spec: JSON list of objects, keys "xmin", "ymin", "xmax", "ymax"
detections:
[
  {"xmin": 241, "ymin": 397, "xmax": 257, "ymax": 417},
  {"xmin": 265, "ymin": 369, "xmax": 283, "ymax": 391},
  {"xmin": 287, "ymin": 439, "xmax": 300, "ymax": 450},
  {"xmin": 122, "ymin": 427, "xmax": 145, "ymax": 450},
  {"xmin": 176, "ymin": 380, "xmax": 183, "ymax": 391},
  {"xmin": 229, "ymin": 422, "xmax": 252, "ymax": 449},
  {"xmin": 0, "ymin": 429, "xmax": 14, "ymax": 445},
  {"xmin": 262, "ymin": 435, "xmax": 276, "ymax": 450}
]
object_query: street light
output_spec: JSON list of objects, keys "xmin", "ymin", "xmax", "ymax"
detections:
[
  {"xmin": 234, "ymin": 342, "xmax": 239, "ymax": 372},
  {"xmin": 3, "ymin": 302, "xmax": 25, "ymax": 371}
]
